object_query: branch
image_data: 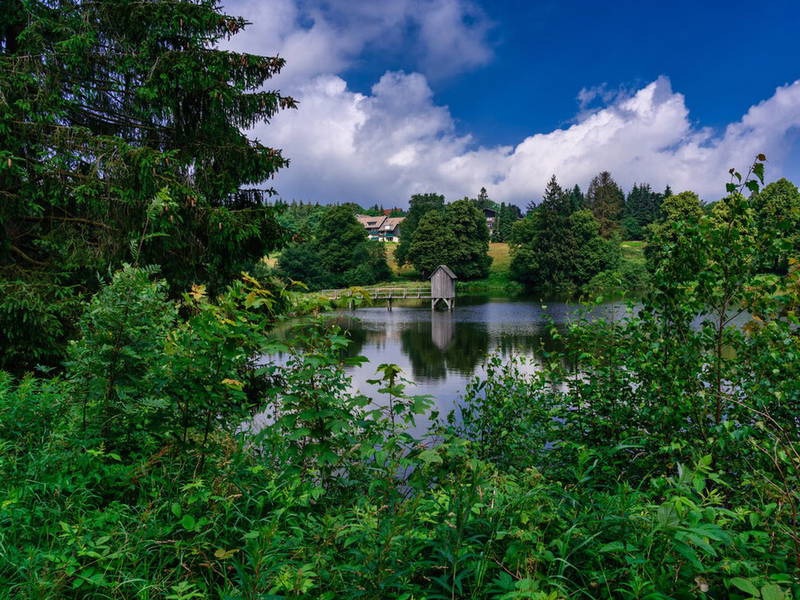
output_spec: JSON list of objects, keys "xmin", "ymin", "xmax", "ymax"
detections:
[
  {"xmin": 21, "ymin": 215, "xmax": 113, "ymax": 230},
  {"xmin": 9, "ymin": 245, "xmax": 48, "ymax": 267}
]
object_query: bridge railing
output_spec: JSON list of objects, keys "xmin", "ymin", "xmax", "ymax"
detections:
[{"xmin": 319, "ymin": 286, "xmax": 432, "ymax": 300}]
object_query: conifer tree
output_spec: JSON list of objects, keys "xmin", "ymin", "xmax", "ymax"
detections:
[
  {"xmin": 493, "ymin": 203, "xmax": 522, "ymax": 242},
  {"xmin": 1, "ymin": 0, "xmax": 295, "ymax": 368},
  {"xmin": 510, "ymin": 175, "xmax": 619, "ymax": 292},
  {"xmin": 585, "ymin": 171, "xmax": 625, "ymax": 237},
  {"xmin": 623, "ymin": 183, "xmax": 663, "ymax": 240},
  {"xmin": 568, "ymin": 184, "xmax": 584, "ymax": 212},
  {"xmin": 475, "ymin": 187, "xmax": 495, "ymax": 211},
  {"xmin": 540, "ymin": 175, "xmax": 568, "ymax": 213}
]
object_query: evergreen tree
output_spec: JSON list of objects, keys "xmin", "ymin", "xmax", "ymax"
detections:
[
  {"xmin": 493, "ymin": 203, "xmax": 522, "ymax": 242},
  {"xmin": 276, "ymin": 244, "xmax": 332, "ymax": 290},
  {"xmin": 585, "ymin": 171, "xmax": 625, "ymax": 237},
  {"xmin": 314, "ymin": 206, "xmax": 370, "ymax": 276},
  {"xmin": 475, "ymin": 187, "xmax": 496, "ymax": 211},
  {"xmin": 395, "ymin": 193, "xmax": 445, "ymax": 265},
  {"xmin": 510, "ymin": 176, "xmax": 619, "ymax": 293},
  {"xmin": 568, "ymin": 184, "xmax": 584, "ymax": 212},
  {"xmin": 1, "ymin": 0, "xmax": 294, "ymax": 369},
  {"xmin": 623, "ymin": 183, "xmax": 663, "ymax": 240},
  {"xmin": 278, "ymin": 206, "xmax": 390, "ymax": 290},
  {"xmin": 510, "ymin": 209, "xmax": 619, "ymax": 293},
  {"xmin": 540, "ymin": 175, "xmax": 569, "ymax": 213},
  {"xmin": 406, "ymin": 212, "xmax": 459, "ymax": 278}
]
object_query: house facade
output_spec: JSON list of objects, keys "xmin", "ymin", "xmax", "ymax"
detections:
[
  {"xmin": 356, "ymin": 214, "xmax": 405, "ymax": 242},
  {"xmin": 482, "ymin": 207, "xmax": 497, "ymax": 232}
]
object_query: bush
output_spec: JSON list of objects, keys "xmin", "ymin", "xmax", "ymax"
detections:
[
  {"xmin": 583, "ymin": 260, "xmax": 649, "ymax": 297},
  {"xmin": 276, "ymin": 244, "xmax": 333, "ymax": 290}
]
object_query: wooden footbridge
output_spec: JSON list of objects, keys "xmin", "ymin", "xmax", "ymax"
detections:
[{"xmin": 319, "ymin": 265, "xmax": 457, "ymax": 311}]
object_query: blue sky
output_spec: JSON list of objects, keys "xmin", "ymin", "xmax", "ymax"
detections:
[
  {"xmin": 343, "ymin": 0, "xmax": 800, "ymax": 145},
  {"xmin": 225, "ymin": 0, "xmax": 800, "ymax": 207}
]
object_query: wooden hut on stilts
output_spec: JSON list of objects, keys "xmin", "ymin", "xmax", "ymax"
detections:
[{"xmin": 430, "ymin": 265, "xmax": 456, "ymax": 311}]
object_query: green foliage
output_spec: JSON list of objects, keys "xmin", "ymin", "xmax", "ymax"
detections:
[
  {"xmin": 584, "ymin": 260, "xmax": 649, "ymax": 298},
  {"xmin": 492, "ymin": 202, "xmax": 523, "ymax": 242},
  {"xmin": 276, "ymin": 206, "xmax": 391, "ymax": 290},
  {"xmin": 623, "ymin": 183, "xmax": 666, "ymax": 240},
  {"xmin": 510, "ymin": 176, "xmax": 621, "ymax": 294},
  {"xmin": 276, "ymin": 243, "xmax": 332, "ymax": 289},
  {"xmin": 3, "ymin": 120, "xmax": 800, "ymax": 600},
  {"xmin": 395, "ymin": 192, "xmax": 446, "ymax": 266},
  {"xmin": 314, "ymin": 206, "xmax": 377, "ymax": 281},
  {"xmin": 275, "ymin": 201, "xmax": 329, "ymax": 243},
  {"xmin": 0, "ymin": 0, "xmax": 293, "ymax": 370},
  {"xmin": 406, "ymin": 211, "xmax": 459, "ymax": 277},
  {"xmin": 0, "ymin": 278, "xmax": 83, "ymax": 371},
  {"xmin": 750, "ymin": 178, "xmax": 800, "ymax": 273},
  {"xmin": 585, "ymin": 171, "xmax": 625, "ymax": 238},
  {"xmin": 408, "ymin": 198, "xmax": 492, "ymax": 279}
]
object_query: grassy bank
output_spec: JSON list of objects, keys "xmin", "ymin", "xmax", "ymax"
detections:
[
  {"xmin": 384, "ymin": 241, "xmax": 647, "ymax": 297},
  {"xmin": 621, "ymin": 240, "xmax": 645, "ymax": 265},
  {"xmin": 384, "ymin": 242, "xmax": 517, "ymax": 293},
  {"xmin": 266, "ymin": 241, "xmax": 647, "ymax": 298}
]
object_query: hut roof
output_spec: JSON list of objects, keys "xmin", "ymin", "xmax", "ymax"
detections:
[{"xmin": 431, "ymin": 264, "xmax": 457, "ymax": 279}]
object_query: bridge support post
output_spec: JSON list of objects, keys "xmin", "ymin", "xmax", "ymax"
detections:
[{"xmin": 387, "ymin": 297, "xmax": 392, "ymax": 311}]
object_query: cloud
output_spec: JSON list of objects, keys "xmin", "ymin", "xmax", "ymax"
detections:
[
  {"xmin": 257, "ymin": 73, "xmax": 800, "ymax": 207},
  {"xmin": 222, "ymin": 0, "xmax": 494, "ymax": 87},
  {"xmin": 221, "ymin": 1, "xmax": 800, "ymax": 207}
]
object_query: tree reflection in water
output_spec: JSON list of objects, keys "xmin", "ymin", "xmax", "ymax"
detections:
[{"xmin": 399, "ymin": 315, "xmax": 490, "ymax": 379}]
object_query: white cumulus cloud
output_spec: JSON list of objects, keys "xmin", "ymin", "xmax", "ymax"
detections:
[
  {"xmin": 257, "ymin": 73, "xmax": 800, "ymax": 207},
  {"xmin": 222, "ymin": 0, "xmax": 800, "ymax": 207},
  {"xmin": 222, "ymin": 0, "xmax": 494, "ymax": 88}
]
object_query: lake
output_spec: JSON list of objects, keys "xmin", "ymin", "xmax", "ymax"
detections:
[{"xmin": 321, "ymin": 296, "xmax": 633, "ymax": 435}]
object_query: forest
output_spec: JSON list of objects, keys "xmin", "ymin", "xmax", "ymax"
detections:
[{"xmin": 2, "ymin": 2, "xmax": 800, "ymax": 599}]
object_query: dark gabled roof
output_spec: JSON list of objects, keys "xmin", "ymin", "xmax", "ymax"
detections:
[{"xmin": 430, "ymin": 264, "xmax": 457, "ymax": 279}]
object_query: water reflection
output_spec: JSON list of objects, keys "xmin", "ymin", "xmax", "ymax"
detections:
[
  {"xmin": 399, "ymin": 317, "xmax": 489, "ymax": 379},
  {"xmin": 316, "ymin": 297, "xmax": 632, "ymax": 434}
]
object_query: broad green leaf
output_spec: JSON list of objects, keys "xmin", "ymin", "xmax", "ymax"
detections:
[
  {"xmin": 728, "ymin": 578, "xmax": 759, "ymax": 596},
  {"xmin": 180, "ymin": 514, "xmax": 196, "ymax": 530}
]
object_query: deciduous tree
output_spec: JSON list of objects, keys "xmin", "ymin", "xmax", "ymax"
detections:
[
  {"xmin": 395, "ymin": 193, "xmax": 445, "ymax": 265},
  {"xmin": 408, "ymin": 198, "xmax": 491, "ymax": 279}
]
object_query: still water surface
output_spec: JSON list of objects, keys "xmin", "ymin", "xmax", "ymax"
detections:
[{"xmin": 322, "ymin": 296, "xmax": 632, "ymax": 434}]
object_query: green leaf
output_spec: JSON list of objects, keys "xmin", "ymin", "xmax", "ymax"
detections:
[
  {"xmin": 656, "ymin": 503, "xmax": 679, "ymax": 528},
  {"xmin": 760, "ymin": 584, "xmax": 785, "ymax": 600},
  {"xmin": 729, "ymin": 578, "xmax": 759, "ymax": 596},
  {"xmin": 599, "ymin": 541, "xmax": 626, "ymax": 553},
  {"xmin": 753, "ymin": 162, "xmax": 765, "ymax": 183},
  {"xmin": 418, "ymin": 449, "xmax": 442, "ymax": 465},
  {"xmin": 180, "ymin": 514, "xmax": 196, "ymax": 530}
]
